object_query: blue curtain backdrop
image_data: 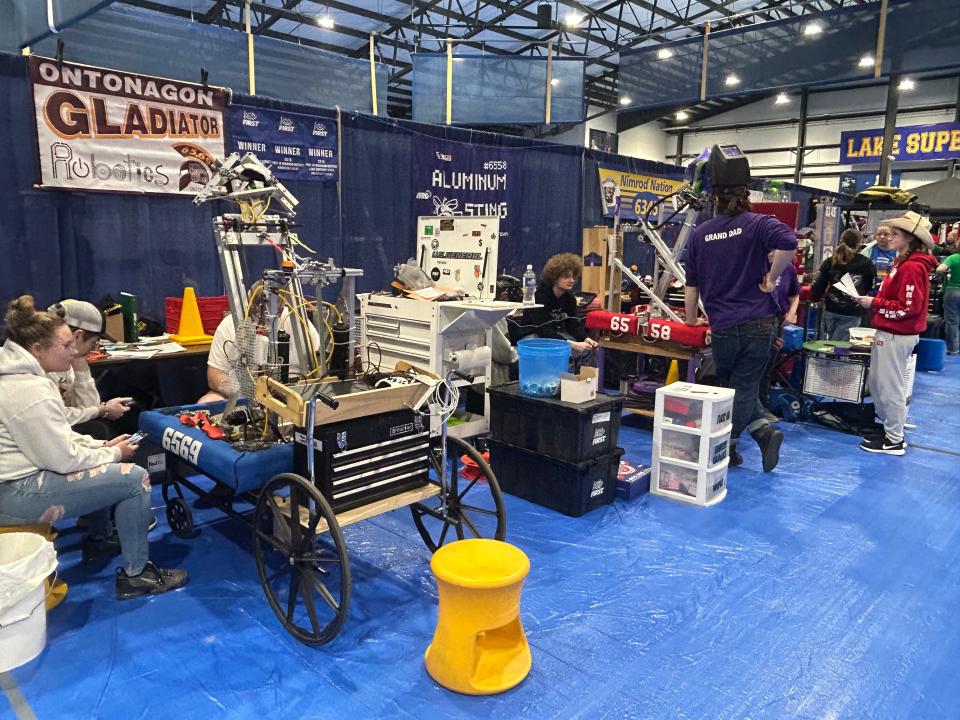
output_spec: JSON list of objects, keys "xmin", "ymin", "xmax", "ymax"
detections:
[
  {"xmin": 0, "ymin": 52, "xmax": 588, "ymax": 321},
  {"xmin": 0, "ymin": 51, "xmax": 838, "ymax": 324}
]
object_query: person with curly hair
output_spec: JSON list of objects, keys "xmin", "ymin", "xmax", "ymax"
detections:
[
  {"xmin": 0, "ymin": 295, "xmax": 188, "ymax": 600},
  {"xmin": 513, "ymin": 252, "xmax": 598, "ymax": 358}
]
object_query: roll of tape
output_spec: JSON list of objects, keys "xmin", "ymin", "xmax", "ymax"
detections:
[{"xmin": 450, "ymin": 346, "xmax": 491, "ymax": 371}]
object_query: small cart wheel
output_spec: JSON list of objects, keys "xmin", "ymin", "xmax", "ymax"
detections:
[
  {"xmin": 411, "ymin": 435, "xmax": 506, "ymax": 552},
  {"xmin": 165, "ymin": 497, "xmax": 195, "ymax": 539},
  {"xmin": 253, "ymin": 473, "xmax": 351, "ymax": 646}
]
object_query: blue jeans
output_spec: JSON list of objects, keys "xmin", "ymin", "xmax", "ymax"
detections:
[
  {"xmin": 944, "ymin": 287, "xmax": 960, "ymax": 354},
  {"xmin": 0, "ymin": 463, "xmax": 151, "ymax": 575},
  {"xmin": 821, "ymin": 311, "xmax": 861, "ymax": 342},
  {"xmin": 710, "ymin": 315, "xmax": 779, "ymax": 443}
]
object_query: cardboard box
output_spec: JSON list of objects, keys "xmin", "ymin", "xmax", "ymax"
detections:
[
  {"xmin": 616, "ymin": 459, "xmax": 651, "ymax": 500},
  {"xmin": 560, "ymin": 366, "xmax": 598, "ymax": 404},
  {"xmin": 104, "ymin": 307, "xmax": 124, "ymax": 343}
]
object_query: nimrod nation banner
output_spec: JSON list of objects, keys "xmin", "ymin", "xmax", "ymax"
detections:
[{"xmin": 29, "ymin": 57, "xmax": 227, "ymax": 195}]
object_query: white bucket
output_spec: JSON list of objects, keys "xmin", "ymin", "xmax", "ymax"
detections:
[
  {"xmin": 0, "ymin": 532, "xmax": 57, "ymax": 672},
  {"xmin": 0, "ymin": 581, "xmax": 47, "ymax": 672}
]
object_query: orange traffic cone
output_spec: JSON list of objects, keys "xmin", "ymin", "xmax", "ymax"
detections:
[{"xmin": 170, "ymin": 287, "xmax": 214, "ymax": 346}]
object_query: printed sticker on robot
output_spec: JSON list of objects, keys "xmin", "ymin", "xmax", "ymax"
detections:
[{"xmin": 161, "ymin": 427, "xmax": 202, "ymax": 465}]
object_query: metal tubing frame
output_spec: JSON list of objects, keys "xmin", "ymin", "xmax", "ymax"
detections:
[{"xmin": 614, "ymin": 259, "xmax": 682, "ymax": 322}]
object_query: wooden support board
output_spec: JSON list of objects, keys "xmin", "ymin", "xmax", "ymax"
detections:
[
  {"xmin": 582, "ymin": 227, "xmax": 621, "ymax": 306},
  {"xmin": 599, "ymin": 337, "xmax": 702, "ymax": 361},
  {"xmin": 275, "ymin": 484, "xmax": 441, "ymax": 534}
]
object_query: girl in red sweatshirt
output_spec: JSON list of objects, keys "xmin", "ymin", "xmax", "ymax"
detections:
[{"xmin": 856, "ymin": 212, "xmax": 936, "ymax": 455}]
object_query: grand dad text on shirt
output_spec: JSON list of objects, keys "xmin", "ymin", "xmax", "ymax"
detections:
[{"xmin": 703, "ymin": 227, "xmax": 744, "ymax": 242}]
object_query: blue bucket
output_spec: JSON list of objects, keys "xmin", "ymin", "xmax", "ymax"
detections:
[
  {"xmin": 517, "ymin": 338, "xmax": 571, "ymax": 398},
  {"xmin": 916, "ymin": 338, "xmax": 946, "ymax": 372}
]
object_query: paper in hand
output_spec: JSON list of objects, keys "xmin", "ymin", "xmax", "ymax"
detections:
[{"xmin": 833, "ymin": 273, "xmax": 861, "ymax": 299}]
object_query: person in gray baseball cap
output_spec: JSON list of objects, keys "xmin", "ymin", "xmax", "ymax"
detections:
[{"xmin": 48, "ymin": 300, "xmax": 133, "ymax": 429}]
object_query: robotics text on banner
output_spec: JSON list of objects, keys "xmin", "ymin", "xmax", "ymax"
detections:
[
  {"xmin": 411, "ymin": 137, "xmax": 522, "ymax": 246},
  {"xmin": 28, "ymin": 56, "xmax": 227, "ymax": 195}
]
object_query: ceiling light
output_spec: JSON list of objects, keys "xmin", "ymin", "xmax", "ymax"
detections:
[
  {"xmin": 316, "ymin": 15, "xmax": 334, "ymax": 29},
  {"xmin": 657, "ymin": 48, "xmax": 674, "ymax": 60},
  {"xmin": 803, "ymin": 22, "xmax": 823, "ymax": 36},
  {"xmin": 775, "ymin": 92, "xmax": 789, "ymax": 104},
  {"xmin": 858, "ymin": 54, "xmax": 874, "ymax": 68},
  {"xmin": 550, "ymin": 78, "xmax": 559, "ymax": 86},
  {"xmin": 564, "ymin": 11, "xmax": 584, "ymax": 27},
  {"xmin": 620, "ymin": 97, "xmax": 632, "ymax": 106},
  {"xmin": 725, "ymin": 74, "xmax": 740, "ymax": 87},
  {"xmin": 676, "ymin": 111, "xmax": 689, "ymax": 120},
  {"xmin": 898, "ymin": 77, "xmax": 915, "ymax": 91}
]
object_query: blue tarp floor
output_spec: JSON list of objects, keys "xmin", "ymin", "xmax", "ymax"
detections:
[{"xmin": 3, "ymin": 356, "xmax": 959, "ymax": 719}]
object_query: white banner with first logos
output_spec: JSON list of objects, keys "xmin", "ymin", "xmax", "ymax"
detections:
[{"xmin": 28, "ymin": 56, "xmax": 227, "ymax": 195}]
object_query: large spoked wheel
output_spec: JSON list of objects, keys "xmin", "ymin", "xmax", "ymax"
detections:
[
  {"xmin": 253, "ymin": 473, "xmax": 351, "ymax": 646},
  {"xmin": 411, "ymin": 435, "xmax": 506, "ymax": 552}
]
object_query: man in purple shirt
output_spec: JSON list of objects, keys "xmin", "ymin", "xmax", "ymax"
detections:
[
  {"xmin": 684, "ymin": 146, "xmax": 798, "ymax": 472},
  {"xmin": 771, "ymin": 259, "xmax": 800, "ymax": 322}
]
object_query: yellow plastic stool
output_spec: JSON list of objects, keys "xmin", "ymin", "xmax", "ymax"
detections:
[{"xmin": 424, "ymin": 539, "xmax": 531, "ymax": 695}]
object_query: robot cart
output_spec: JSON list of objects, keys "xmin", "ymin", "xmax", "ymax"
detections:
[{"xmin": 142, "ymin": 370, "xmax": 506, "ymax": 647}]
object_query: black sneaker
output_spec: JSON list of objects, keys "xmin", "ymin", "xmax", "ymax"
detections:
[
  {"xmin": 859, "ymin": 435, "xmax": 906, "ymax": 456},
  {"xmin": 115, "ymin": 562, "xmax": 189, "ymax": 601},
  {"xmin": 82, "ymin": 534, "xmax": 122, "ymax": 564},
  {"xmin": 751, "ymin": 424, "xmax": 784, "ymax": 473}
]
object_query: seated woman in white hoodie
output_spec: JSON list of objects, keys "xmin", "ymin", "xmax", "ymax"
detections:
[{"xmin": 0, "ymin": 296, "xmax": 187, "ymax": 600}]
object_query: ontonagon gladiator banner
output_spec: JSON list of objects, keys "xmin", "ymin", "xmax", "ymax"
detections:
[
  {"xmin": 839, "ymin": 121, "xmax": 960, "ymax": 164},
  {"xmin": 28, "ymin": 56, "xmax": 227, "ymax": 195},
  {"xmin": 597, "ymin": 164, "xmax": 686, "ymax": 222},
  {"xmin": 228, "ymin": 105, "xmax": 338, "ymax": 182},
  {"xmin": 411, "ymin": 136, "xmax": 522, "ymax": 243}
]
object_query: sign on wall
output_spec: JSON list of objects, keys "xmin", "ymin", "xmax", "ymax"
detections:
[
  {"xmin": 28, "ymin": 57, "xmax": 227, "ymax": 195},
  {"xmin": 597, "ymin": 164, "xmax": 686, "ymax": 222},
  {"xmin": 411, "ymin": 137, "xmax": 522, "ymax": 245},
  {"xmin": 228, "ymin": 105, "xmax": 338, "ymax": 182},
  {"xmin": 840, "ymin": 121, "xmax": 960, "ymax": 164}
]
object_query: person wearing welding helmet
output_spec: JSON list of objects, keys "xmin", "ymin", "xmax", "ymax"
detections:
[{"xmin": 683, "ymin": 146, "xmax": 798, "ymax": 472}]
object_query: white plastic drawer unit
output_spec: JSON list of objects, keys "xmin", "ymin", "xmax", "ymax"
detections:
[
  {"xmin": 654, "ymin": 383, "xmax": 735, "ymax": 432},
  {"xmin": 650, "ymin": 457, "xmax": 729, "ymax": 507},
  {"xmin": 654, "ymin": 424, "xmax": 731, "ymax": 469}
]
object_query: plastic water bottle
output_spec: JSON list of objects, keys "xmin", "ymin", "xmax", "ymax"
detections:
[{"xmin": 522, "ymin": 265, "xmax": 536, "ymax": 305}]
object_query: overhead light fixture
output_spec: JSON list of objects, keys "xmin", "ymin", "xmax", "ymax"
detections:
[
  {"xmin": 898, "ymin": 77, "xmax": 915, "ymax": 91},
  {"xmin": 536, "ymin": 2, "xmax": 552, "ymax": 29},
  {"xmin": 858, "ymin": 54, "xmax": 874, "ymax": 68},
  {"xmin": 803, "ymin": 22, "xmax": 823, "ymax": 37},
  {"xmin": 657, "ymin": 48, "xmax": 674, "ymax": 60},
  {"xmin": 564, "ymin": 11, "xmax": 584, "ymax": 27},
  {"xmin": 676, "ymin": 110, "xmax": 689, "ymax": 120},
  {"xmin": 550, "ymin": 77, "xmax": 559, "ymax": 86},
  {"xmin": 775, "ymin": 92, "xmax": 790, "ymax": 104},
  {"xmin": 620, "ymin": 97, "xmax": 632, "ymax": 106},
  {"xmin": 316, "ymin": 15, "xmax": 334, "ymax": 29},
  {"xmin": 725, "ymin": 74, "xmax": 740, "ymax": 87}
]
